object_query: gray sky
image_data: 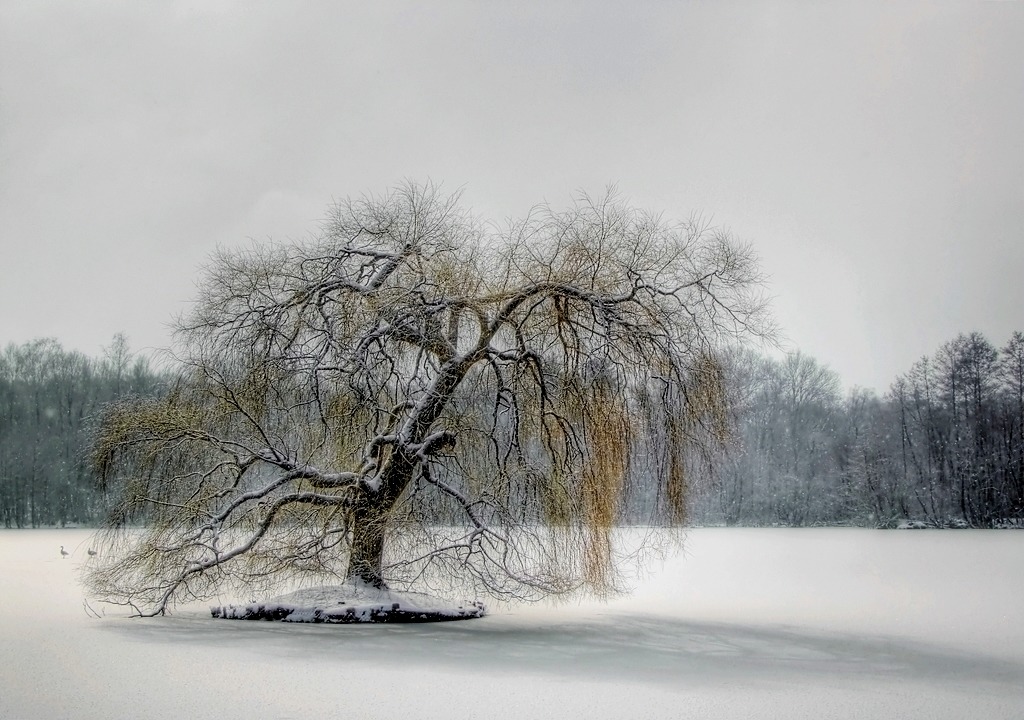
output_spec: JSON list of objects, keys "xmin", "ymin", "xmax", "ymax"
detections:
[{"xmin": 2, "ymin": 2, "xmax": 1022, "ymax": 392}]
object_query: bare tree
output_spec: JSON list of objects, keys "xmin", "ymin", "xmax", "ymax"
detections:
[
  {"xmin": 999, "ymin": 332, "xmax": 1024, "ymax": 515},
  {"xmin": 86, "ymin": 182, "xmax": 771, "ymax": 616}
]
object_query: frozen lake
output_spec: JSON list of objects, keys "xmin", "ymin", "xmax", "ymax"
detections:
[{"xmin": 2, "ymin": 528, "xmax": 1022, "ymax": 719}]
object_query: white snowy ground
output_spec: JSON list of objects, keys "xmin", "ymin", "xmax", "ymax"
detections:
[{"xmin": 2, "ymin": 529, "xmax": 1022, "ymax": 720}]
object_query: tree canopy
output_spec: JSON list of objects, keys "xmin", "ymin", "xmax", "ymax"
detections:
[{"xmin": 86, "ymin": 182, "xmax": 771, "ymax": 615}]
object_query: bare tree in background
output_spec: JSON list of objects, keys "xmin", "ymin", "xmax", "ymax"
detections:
[
  {"xmin": 86, "ymin": 182, "xmax": 771, "ymax": 616},
  {"xmin": 1000, "ymin": 332, "xmax": 1024, "ymax": 513}
]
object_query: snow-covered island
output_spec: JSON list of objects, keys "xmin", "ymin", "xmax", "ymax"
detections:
[{"xmin": 211, "ymin": 582, "xmax": 486, "ymax": 623}]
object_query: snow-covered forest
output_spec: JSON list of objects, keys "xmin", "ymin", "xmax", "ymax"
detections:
[
  {"xmin": 3, "ymin": 330, "xmax": 1022, "ymax": 530},
  {"xmin": 691, "ymin": 331, "xmax": 1024, "ymax": 529},
  {"xmin": 0, "ymin": 335, "xmax": 164, "ymax": 527}
]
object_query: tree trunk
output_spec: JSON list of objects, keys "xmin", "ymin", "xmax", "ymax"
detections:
[
  {"xmin": 347, "ymin": 511, "xmax": 387, "ymax": 588},
  {"xmin": 345, "ymin": 449, "xmax": 422, "ymax": 588}
]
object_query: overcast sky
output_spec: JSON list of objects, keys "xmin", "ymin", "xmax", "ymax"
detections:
[{"xmin": 2, "ymin": 2, "xmax": 1022, "ymax": 392}]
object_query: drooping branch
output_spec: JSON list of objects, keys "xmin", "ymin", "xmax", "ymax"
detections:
[{"xmin": 86, "ymin": 182, "xmax": 772, "ymax": 615}]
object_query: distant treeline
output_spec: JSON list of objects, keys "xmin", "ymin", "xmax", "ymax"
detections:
[
  {"xmin": 692, "ymin": 331, "xmax": 1024, "ymax": 528},
  {"xmin": 0, "ymin": 335, "xmax": 165, "ymax": 527},
  {"xmin": 3, "ymin": 331, "xmax": 1023, "ymax": 529}
]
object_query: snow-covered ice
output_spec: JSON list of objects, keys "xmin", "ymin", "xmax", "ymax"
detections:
[{"xmin": 2, "ymin": 528, "xmax": 1022, "ymax": 719}]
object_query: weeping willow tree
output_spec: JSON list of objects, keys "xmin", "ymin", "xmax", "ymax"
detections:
[{"xmin": 86, "ymin": 182, "xmax": 771, "ymax": 615}]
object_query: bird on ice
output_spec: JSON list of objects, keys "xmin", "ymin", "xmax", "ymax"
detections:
[
  {"xmin": 60, "ymin": 546, "xmax": 69, "ymax": 559},
  {"xmin": 87, "ymin": 548, "xmax": 97, "ymax": 556}
]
